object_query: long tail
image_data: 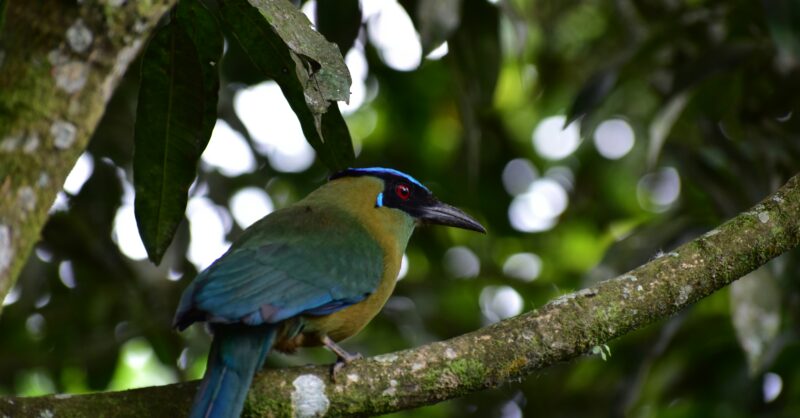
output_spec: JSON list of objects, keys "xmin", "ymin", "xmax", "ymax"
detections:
[{"xmin": 190, "ymin": 325, "xmax": 277, "ymax": 418}]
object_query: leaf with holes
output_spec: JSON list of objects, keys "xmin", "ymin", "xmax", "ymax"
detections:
[
  {"xmin": 134, "ymin": 21, "xmax": 205, "ymax": 264},
  {"xmin": 220, "ymin": 0, "xmax": 355, "ymax": 171}
]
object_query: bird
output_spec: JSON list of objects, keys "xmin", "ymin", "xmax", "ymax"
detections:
[{"xmin": 173, "ymin": 167, "xmax": 485, "ymax": 418}]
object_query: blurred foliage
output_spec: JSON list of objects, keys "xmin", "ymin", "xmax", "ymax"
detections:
[{"xmin": 2, "ymin": 0, "xmax": 800, "ymax": 417}]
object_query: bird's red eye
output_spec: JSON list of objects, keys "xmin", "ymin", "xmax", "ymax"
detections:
[{"xmin": 395, "ymin": 184, "xmax": 411, "ymax": 200}]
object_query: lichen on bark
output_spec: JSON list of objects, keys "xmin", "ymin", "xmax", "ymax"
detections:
[{"xmin": 0, "ymin": 0, "xmax": 176, "ymax": 315}]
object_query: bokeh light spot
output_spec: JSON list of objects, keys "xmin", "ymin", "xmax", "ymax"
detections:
[
  {"xmin": 3, "ymin": 285, "xmax": 21, "ymax": 306},
  {"xmin": 113, "ymin": 204, "xmax": 148, "ymax": 261},
  {"xmin": 426, "ymin": 42, "xmax": 449, "ymax": 60},
  {"xmin": 202, "ymin": 119, "xmax": 256, "ymax": 177},
  {"xmin": 532, "ymin": 115, "xmax": 581, "ymax": 160},
  {"xmin": 187, "ymin": 197, "xmax": 231, "ymax": 270},
  {"xmin": 58, "ymin": 260, "xmax": 76, "ymax": 289},
  {"xmin": 444, "ymin": 246, "xmax": 480, "ymax": 279},
  {"xmin": 502, "ymin": 158, "xmax": 538, "ymax": 196},
  {"xmin": 341, "ymin": 45, "xmax": 369, "ymax": 115},
  {"xmin": 764, "ymin": 372, "xmax": 783, "ymax": 403},
  {"xmin": 397, "ymin": 253, "xmax": 409, "ymax": 280},
  {"xmin": 364, "ymin": 0, "xmax": 422, "ymax": 71},
  {"xmin": 594, "ymin": 118, "xmax": 635, "ymax": 159},
  {"xmin": 637, "ymin": 167, "xmax": 681, "ymax": 212},
  {"xmin": 503, "ymin": 253, "xmax": 543, "ymax": 282},
  {"xmin": 230, "ymin": 187, "xmax": 274, "ymax": 229},
  {"xmin": 480, "ymin": 286, "xmax": 524, "ymax": 323},
  {"xmin": 63, "ymin": 152, "xmax": 93, "ymax": 194},
  {"xmin": 234, "ymin": 82, "xmax": 316, "ymax": 173},
  {"xmin": 508, "ymin": 178, "xmax": 569, "ymax": 233}
]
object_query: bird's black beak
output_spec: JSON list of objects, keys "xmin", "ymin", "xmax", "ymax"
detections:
[{"xmin": 417, "ymin": 200, "xmax": 486, "ymax": 233}]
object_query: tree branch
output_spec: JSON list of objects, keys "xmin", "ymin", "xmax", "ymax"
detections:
[
  {"xmin": 0, "ymin": 0, "xmax": 176, "ymax": 314},
  {"xmin": 2, "ymin": 174, "xmax": 799, "ymax": 417}
]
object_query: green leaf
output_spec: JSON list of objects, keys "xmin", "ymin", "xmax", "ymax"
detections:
[
  {"xmin": 565, "ymin": 68, "xmax": 618, "ymax": 127},
  {"xmin": 134, "ymin": 21, "xmax": 206, "ymax": 265},
  {"xmin": 316, "ymin": 0, "xmax": 361, "ymax": 55},
  {"xmin": 176, "ymin": 0, "xmax": 224, "ymax": 149},
  {"xmin": 219, "ymin": 0, "xmax": 355, "ymax": 171}
]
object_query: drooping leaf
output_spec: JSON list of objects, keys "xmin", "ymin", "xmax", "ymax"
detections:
[
  {"xmin": 219, "ymin": 0, "xmax": 355, "ymax": 171},
  {"xmin": 249, "ymin": 0, "xmax": 351, "ymax": 106},
  {"xmin": 134, "ymin": 21, "xmax": 206, "ymax": 264},
  {"xmin": 565, "ymin": 68, "xmax": 618, "ymax": 127},
  {"xmin": 316, "ymin": 0, "xmax": 361, "ymax": 55},
  {"xmin": 176, "ymin": 0, "xmax": 224, "ymax": 150}
]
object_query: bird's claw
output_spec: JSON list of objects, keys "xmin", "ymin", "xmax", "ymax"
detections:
[
  {"xmin": 321, "ymin": 335, "xmax": 363, "ymax": 382},
  {"xmin": 330, "ymin": 351, "xmax": 363, "ymax": 383}
]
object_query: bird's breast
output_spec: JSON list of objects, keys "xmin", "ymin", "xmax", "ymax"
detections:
[{"xmin": 304, "ymin": 246, "xmax": 402, "ymax": 343}]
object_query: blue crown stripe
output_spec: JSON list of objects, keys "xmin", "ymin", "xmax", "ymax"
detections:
[{"xmin": 349, "ymin": 167, "xmax": 430, "ymax": 192}]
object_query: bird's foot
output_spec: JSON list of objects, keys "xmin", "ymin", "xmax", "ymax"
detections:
[{"xmin": 322, "ymin": 335, "xmax": 363, "ymax": 383}]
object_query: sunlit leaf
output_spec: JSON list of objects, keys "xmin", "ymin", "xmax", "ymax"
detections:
[
  {"xmin": 134, "ymin": 21, "xmax": 206, "ymax": 264},
  {"xmin": 219, "ymin": 0, "xmax": 355, "ymax": 171}
]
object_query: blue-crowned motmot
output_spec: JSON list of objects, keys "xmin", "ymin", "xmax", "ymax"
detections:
[{"xmin": 173, "ymin": 167, "xmax": 485, "ymax": 418}]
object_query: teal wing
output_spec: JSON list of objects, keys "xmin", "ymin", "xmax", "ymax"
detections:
[{"xmin": 173, "ymin": 206, "xmax": 384, "ymax": 329}]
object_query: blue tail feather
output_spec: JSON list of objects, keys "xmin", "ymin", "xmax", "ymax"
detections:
[{"xmin": 190, "ymin": 325, "xmax": 277, "ymax": 418}]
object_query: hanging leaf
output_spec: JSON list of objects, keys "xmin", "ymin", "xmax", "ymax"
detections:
[
  {"xmin": 220, "ymin": 0, "xmax": 355, "ymax": 171},
  {"xmin": 316, "ymin": 0, "xmax": 362, "ymax": 55},
  {"xmin": 133, "ymin": 20, "xmax": 206, "ymax": 264},
  {"xmin": 565, "ymin": 68, "xmax": 618, "ymax": 127},
  {"xmin": 176, "ymin": 0, "xmax": 224, "ymax": 150}
]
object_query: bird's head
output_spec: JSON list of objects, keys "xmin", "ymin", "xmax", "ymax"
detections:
[{"xmin": 330, "ymin": 167, "xmax": 486, "ymax": 233}]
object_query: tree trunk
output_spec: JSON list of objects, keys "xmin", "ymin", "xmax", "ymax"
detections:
[{"xmin": 0, "ymin": 0, "xmax": 176, "ymax": 313}]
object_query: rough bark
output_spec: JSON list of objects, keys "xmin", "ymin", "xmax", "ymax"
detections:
[
  {"xmin": 2, "ymin": 174, "xmax": 799, "ymax": 417},
  {"xmin": 0, "ymin": 0, "xmax": 176, "ymax": 314}
]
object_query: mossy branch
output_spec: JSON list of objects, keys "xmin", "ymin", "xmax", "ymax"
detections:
[
  {"xmin": 0, "ymin": 0, "xmax": 176, "ymax": 315},
  {"xmin": 2, "ymin": 174, "xmax": 799, "ymax": 417}
]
